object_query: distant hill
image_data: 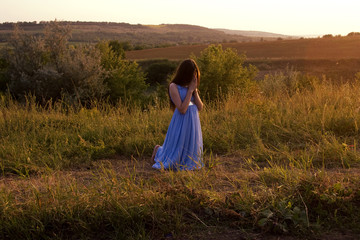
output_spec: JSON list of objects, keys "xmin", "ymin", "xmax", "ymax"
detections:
[
  {"xmin": 215, "ymin": 28, "xmax": 295, "ymax": 39},
  {"xmin": 0, "ymin": 21, "xmax": 259, "ymax": 48}
]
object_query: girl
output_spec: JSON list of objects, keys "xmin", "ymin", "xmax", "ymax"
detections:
[{"xmin": 151, "ymin": 59, "xmax": 204, "ymax": 170}]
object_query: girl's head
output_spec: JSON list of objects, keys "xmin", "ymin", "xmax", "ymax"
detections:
[
  {"xmin": 171, "ymin": 59, "xmax": 200, "ymax": 87},
  {"xmin": 169, "ymin": 59, "xmax": 200, "ymax": 110}
]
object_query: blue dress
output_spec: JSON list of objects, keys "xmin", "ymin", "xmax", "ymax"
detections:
[{"xmin": 152, "ymin": 84, "xmax": 204, "ymax": 170}]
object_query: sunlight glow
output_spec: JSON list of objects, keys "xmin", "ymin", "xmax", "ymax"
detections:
[{"xmin": 1, "ymin": 0, "xmax": 359, "ymax": 36}]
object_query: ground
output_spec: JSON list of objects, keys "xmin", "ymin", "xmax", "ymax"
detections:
[{"xmin": 1, "ymin": 156, "xmax": 360, "ymax": 239}]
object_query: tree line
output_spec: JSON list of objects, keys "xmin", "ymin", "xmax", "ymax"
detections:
[{"xmin": 0, "ymin": 21, "xmax": 258, "ymax": 107}]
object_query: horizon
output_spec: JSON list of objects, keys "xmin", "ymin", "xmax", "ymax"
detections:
[
  {"xmin": 0, "ymin": 20, "xmax": 319, "ymax": 38},
  {"xmin": 1, "ymin": 0, "xmax": 360, "ymax": 37}
]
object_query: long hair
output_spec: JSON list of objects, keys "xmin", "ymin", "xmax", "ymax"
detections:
[{"xmin": 168, "ymin": 59, "xmax": 200, "ymax": 110}]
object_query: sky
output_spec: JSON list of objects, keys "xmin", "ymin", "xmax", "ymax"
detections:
[{"xmin": 1, "ymin": 0, "xmax": 359, "ymax": 36}]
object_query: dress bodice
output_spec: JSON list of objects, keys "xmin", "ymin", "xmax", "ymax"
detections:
[{"xmin": 171, "ymin": 84, "xmax": 194, "ymax": 103}]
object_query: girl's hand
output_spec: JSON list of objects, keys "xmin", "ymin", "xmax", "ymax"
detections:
[{"xmin": 189, "ymin": 75, "xmax": 197, "ymax": 92}]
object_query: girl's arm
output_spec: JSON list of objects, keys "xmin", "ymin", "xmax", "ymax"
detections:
[
  {"xmin": 193, "ymin": 89, "xmax": 204, "ymax": 111},
  {"xmin": 169, "ymin": 82, "xmax": 195, "ymax": 114}
]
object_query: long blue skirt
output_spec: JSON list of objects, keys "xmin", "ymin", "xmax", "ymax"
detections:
[{"xmin": 152, "ymin": 105, "xmax": 203, "ymax": 171}]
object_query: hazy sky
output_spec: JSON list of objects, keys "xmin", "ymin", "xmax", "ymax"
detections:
[{"xmin": 1, "ymin": 0, "xmax": 359, "ymax": 36}]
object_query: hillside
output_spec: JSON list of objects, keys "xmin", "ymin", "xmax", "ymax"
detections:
[
  {"xmin": 0, "ymin": 21, "xmax": 257, "ymax": 47},
  {"xmin": 215, "ymin": 28, "xmax": 294, "ymax": 39}
]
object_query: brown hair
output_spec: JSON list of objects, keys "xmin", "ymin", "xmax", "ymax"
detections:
[{"xmin": 168, "ymin": 59, "xmax": 200, "ymax": 110}]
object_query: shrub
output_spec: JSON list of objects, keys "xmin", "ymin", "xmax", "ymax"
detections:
[
  {"xmin": 96, "ymin": 41, "xmax": 148, "ymax": 104},
  {"xmin": 108, "ymin": 40, "xmax": 126, "ymax": 59},
  {"xmin": 193, "ymin": 44, "xmax": 258, "ymax": 101},
  {"xmin": 58, "ymin": 44, "xmax": 107, "ymax": 103},
  {"xmin": 144, "ymin": 60, "xmax": 177, "ymax": 86},
  {"xmin": 5, "ymin": 22, "xmax": 107, "ymax": 104},
  {"xmin": 0, "ymin": 57, "xmax": 9, "ymax": 92}
]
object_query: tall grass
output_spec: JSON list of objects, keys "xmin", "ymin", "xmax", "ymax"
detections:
[
  {"xmin": 1, "ymin": 72, "xmax": 360, "ymax": 238},
  {"xmin": 0, "ymin": 95, "xmax": 171, "ymax": 176},
  {"xmin": 1, "ymin": 73, "xmax": 360, "ymax": 175},
  {"xmin": 204, "ymin": 74, "xmax": 360, "ymax": 168}
]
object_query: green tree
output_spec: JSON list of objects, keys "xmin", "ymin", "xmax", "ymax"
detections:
[
  {"xmin": 145, "ymin": 60, "xmax": 177, "ymax": 86},
  {"xmin": 194, "ymin": 44, "xmax": 257, "ymax": 101},
  {"xmin": 96, "ymin": 41, "xmax": 147, "ymax": 104},
  {"xmin": 108, "ymin": 40, "xmax": 126, "ymax": 59}
]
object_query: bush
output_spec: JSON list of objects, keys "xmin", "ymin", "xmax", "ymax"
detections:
[
  {"xmin": 96, "ymin": 41, "xmax": 148, "ymax": 104},
  {"xmin": 144, "ymin": 60, "xmax": 177, "ymax": 86},
  {"xmin": 58, "ymin": 44, "xmax": 107, "ymax": 103},
  {"xmin": 193, "ymin": 44, "xmax": 258, "ymax": 101},
  {"xmin": 5, "ymin": 22, "xmax": 107, "ymax": 104},
  {"xmin": 0, "ymin": 57, "xmax": 9, "ymax": 92},
  {"xmin": 4, "ymin": 23, "xmax": 149, "ymax": 105}
]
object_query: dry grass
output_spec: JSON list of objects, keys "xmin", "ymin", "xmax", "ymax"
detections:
[
  {"xmin": 1, "ymin": 156, "xmax": 360, "ymax": 239},
  {"xmin": 2, "ymin": 74, "xmax": 360, "ymax": 238}
]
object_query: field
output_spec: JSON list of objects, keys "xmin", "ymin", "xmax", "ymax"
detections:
[
  {"xmin": 2, "ymin": 31, "xmax": 360, "ymax": 239},
  {"xmin": 126, "ymin": 37, "xmax": 360, "ymax": 60},
  {"xmin": 2, "ymin": 73, "xmax": 360, "ymax": 239},
  {"xmin": 127, "ymin": 37, "xmax": 360, "ymax": 81}
]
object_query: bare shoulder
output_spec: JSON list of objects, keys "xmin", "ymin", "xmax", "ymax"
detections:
[
  {"xmin": 169, "ymin": 83, "xmax": 177, "ymax": 89},
  {"xmin": 169, "ymin": 83, "xmax": 178, "ymax": 93},
  {"xmin": 169, "ymin": 83, "xmax": 180, "ymax": 101}
]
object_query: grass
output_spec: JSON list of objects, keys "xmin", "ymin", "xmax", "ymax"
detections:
[
  {"xmin": 2, "ymin": 158, "xmax": 360, "ymax": 239},
  {"xmin": 1, "ymin": 73, "xmax": 360, "ymax": 239}
]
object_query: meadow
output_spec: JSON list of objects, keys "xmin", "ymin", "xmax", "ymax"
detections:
[{"xmin": 1, "ymin": 70, "xmax": 360, "ymax": 239}]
